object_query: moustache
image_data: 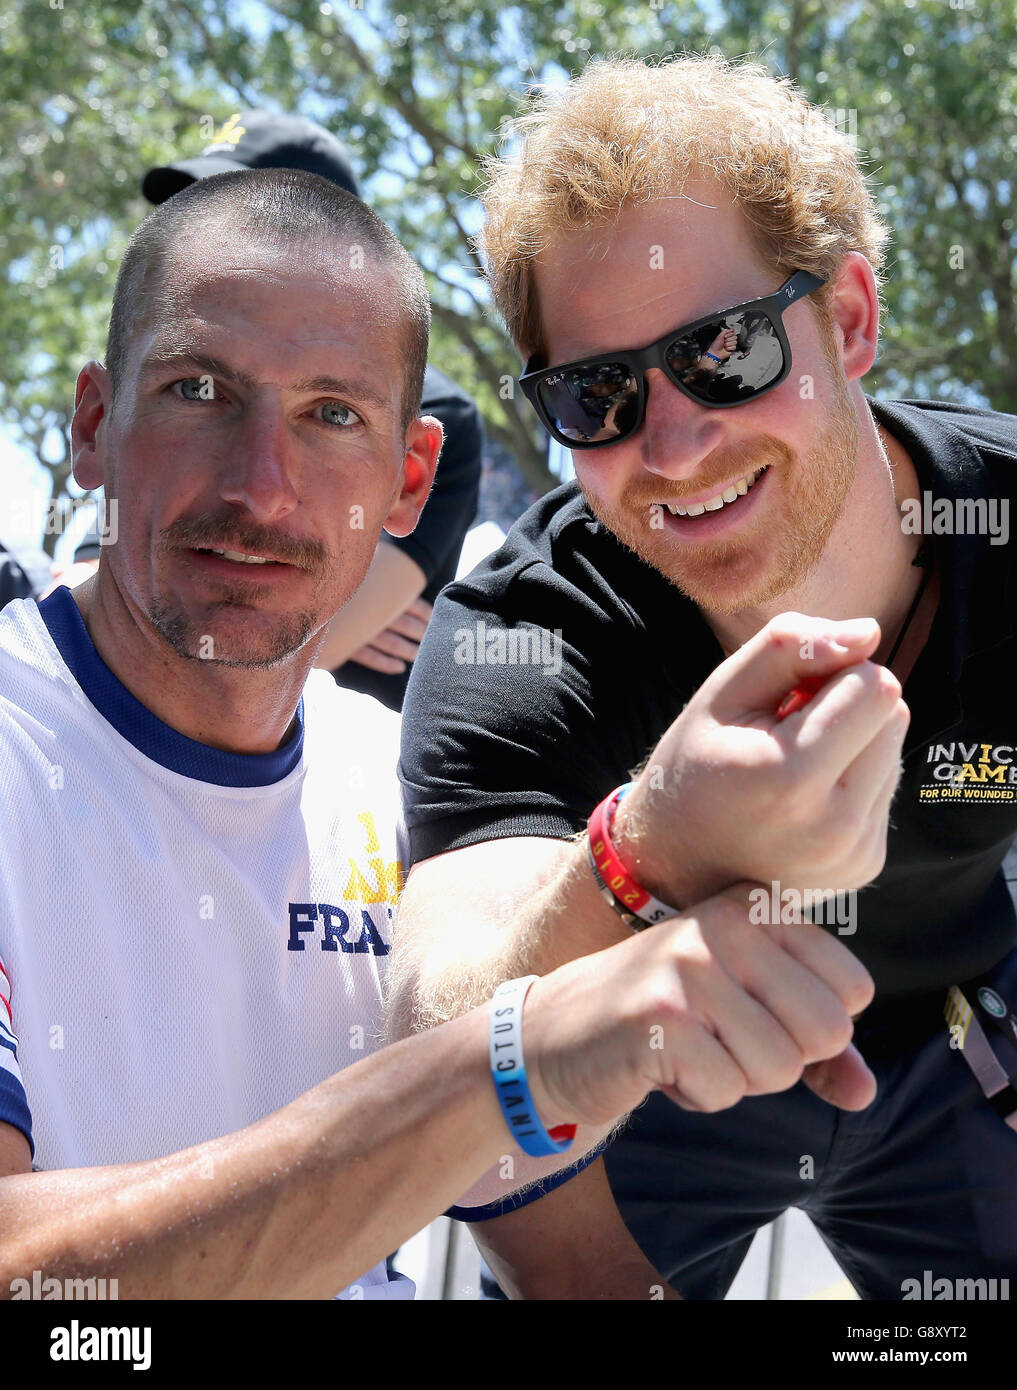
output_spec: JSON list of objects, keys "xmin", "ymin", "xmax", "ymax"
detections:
[{"xmin": 158, "ymin": 516, "xmax": 328, "ymax": 571}]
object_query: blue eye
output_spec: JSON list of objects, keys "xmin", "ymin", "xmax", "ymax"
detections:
[
  {"xmin": 174, "ymin": 377, "xmax": 216, "ymax": 401},
  {"xmin": 319, "ymin": 401, "xmax": 359, "ymax": 427}
]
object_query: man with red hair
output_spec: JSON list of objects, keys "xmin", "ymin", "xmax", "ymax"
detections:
[{"xmin": 391, "ymin": 54, "xmax": 1017, "ymax": 1298}]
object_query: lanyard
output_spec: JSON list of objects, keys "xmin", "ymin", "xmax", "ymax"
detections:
[{"xmin": 945, "ymin": 984, "xmax": 1017, "ymax": 1130}]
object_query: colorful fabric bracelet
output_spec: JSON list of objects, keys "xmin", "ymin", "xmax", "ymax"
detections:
[{"xmin": 587, "ymin": 783, "xmax": 684, "ymax": 930}]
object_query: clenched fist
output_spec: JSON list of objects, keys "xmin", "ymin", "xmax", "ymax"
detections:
[{"xmin": 524, "ymin": 880, "xmax": 876, "ymax": 1132}]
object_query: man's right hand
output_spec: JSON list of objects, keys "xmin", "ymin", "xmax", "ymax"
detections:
[
  {"xmin": 613, "ymin": 612, "xmax": 910, "ymax": 908},
  {"xmin": 524, "ymin": 879, "xmax": 876, "ymax": 1133}
]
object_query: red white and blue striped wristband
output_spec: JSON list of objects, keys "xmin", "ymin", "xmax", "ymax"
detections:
[
  {"xmin": 490, "ymin": 976, "xmax": 577, "ymax": 1157},
  {"xmin": 587, "ymin": 783, "xmax": 684, "ymax": 930}
]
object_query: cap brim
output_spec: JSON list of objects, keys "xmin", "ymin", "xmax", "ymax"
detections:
[{"xmin": 142, "ymin": 154, "xmax": 251, "ymax": 205}]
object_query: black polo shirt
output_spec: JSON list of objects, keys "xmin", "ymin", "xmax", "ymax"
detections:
[{"xmin": 400, "ymin": 397, "xmax": 1017, "ymax": 1000}]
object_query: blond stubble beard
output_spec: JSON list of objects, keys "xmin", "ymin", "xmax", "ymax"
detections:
[{"xmin": 579, "ymin": 355, "xmax": 859, "ymax": 615}]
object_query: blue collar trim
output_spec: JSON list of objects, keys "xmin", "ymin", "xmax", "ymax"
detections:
[{"xmin": 37, "ymin": 585, "xmax": 304, "ymax": 787}]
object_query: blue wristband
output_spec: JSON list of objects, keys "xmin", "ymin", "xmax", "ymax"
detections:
[
  {"xmin": 490, "ymin": 976, "xmax": 576, "ymax": 1158},
  {"xmin": 703, "ymin": 350, "xmax": 725, "ymax": 364}
]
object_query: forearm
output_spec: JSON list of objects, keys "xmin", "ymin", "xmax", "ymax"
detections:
[
  {"xmin": 389, "ymin": 841, "xmax": 628, "ymax": 1039},
  {"xmin": 387, "ymin": 844, "xmax": 635, "ymax": 1205},
  {"xmin": 391, "ymin": 833, "xmax": 721, "ymax": 1040},
  {"xmin": 384, "ymin": 830, "xmax": 737, "ymax": 1206},
  {"xmin": 0, "ymin": 1007, "xmax": 513, "ymax": 1300},
  {"xmin": 478, "ymin": 1228, "xmax": 681, "ymax": 1302},
  {"xmin": 469, "ymin": 1158, "xmax": 682, "ymax": 1301},
  {"xmin": 482, "ymin": 851, "xmax": 628, "ymax": 1010},
  {"xmin": 314, "ymin": 541, "xmax": 425, "ymax": 671}
]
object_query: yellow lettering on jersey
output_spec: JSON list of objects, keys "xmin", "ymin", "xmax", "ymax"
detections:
[
  {"xmin": 957, "ymin": 762, "xmax": 1006, "ymax": 784},
  {"xmin": 344, "ymin": 813, "xmax": 402, "ymax": 901},
  {"xmin": 358, "ymin": 810, "xmax": 381, "ymax": 854},
  {"xmin": 345, "ymin": 855, "xmax": 403, "ymax": 903},
  {"xmin": 345, "ymin": 860, "xmax": 373, "ymax": 901}
]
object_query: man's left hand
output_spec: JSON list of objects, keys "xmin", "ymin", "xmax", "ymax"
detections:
[{"xmin": 350, "ymin": 596, "xmax": 433, "ymax": 674}]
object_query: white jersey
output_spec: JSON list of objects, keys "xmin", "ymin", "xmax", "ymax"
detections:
[{"xmin": 0, "ymin": 587, "xmax": 413, "ymax": 1300}]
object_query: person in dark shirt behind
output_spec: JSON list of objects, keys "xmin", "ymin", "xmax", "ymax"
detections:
[
  {"xmin": 143, "ymin": 110, "xmax": 482, "ymax": 710},
  {"xmin": 0, "ymin": 542, "xmax": 44, "ymax": 608}
]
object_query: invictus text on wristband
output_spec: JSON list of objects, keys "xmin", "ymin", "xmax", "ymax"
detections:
[{"xmin": 489, "ymin": 976, "xmax": 577, "ymax": 1157}]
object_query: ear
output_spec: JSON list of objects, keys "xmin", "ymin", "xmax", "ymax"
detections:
[
  {"xmin": 383, "ymin": 415, "xmax": 444, "ymax": 538},
  {"xmin": 826, "ymin": 251, "xmax": 880, "ymax": 383},
  {"xmin": 71, "ymin": 361, "xmax": 113, "ymax": 492}
]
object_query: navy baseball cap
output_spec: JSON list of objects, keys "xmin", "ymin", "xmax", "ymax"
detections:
[{"xmin": 142, "ymin": 110, "xmax": 361, "ymax": 204}]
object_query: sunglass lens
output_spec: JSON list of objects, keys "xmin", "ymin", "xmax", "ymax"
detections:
[
  {"xmin": 665, "ymin": 310, "xmax": 785, "ymax": 404},
  {"xmin": 538, "ymin": 362, "xmax": 639, "ymax": 445}
]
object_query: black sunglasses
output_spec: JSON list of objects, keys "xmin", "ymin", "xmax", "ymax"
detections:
[{"xmin": 519, "ymin": 270, "xmax": 827, "ymax": 451}]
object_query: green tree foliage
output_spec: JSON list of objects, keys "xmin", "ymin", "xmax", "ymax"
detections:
[
  {"xmin": 1, "ymin": 0, "xmax": 1014, "ymax": 547},
  {"xmin": 717, "ymin": 0, "xmax": 1017, "ymax": 409}
]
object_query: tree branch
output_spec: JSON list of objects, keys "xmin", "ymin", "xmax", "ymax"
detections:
[
  {"xmin": 437, "ymin": 188, "xmax": 486, "ymax": 281},
  {"xmin": 58, "ymin": 26, "xmax": 212, "ymax": 120},
  {"xmin": 939, "ymin": 159, "xmax": 1017, "ymax": 362},
  {"xmin": 332, "ymin": 14, "xmax": 483, "ymax": 164},
  {"xmin": 427, "ymin": 264, "xmax": 488, "ymax": 315},
  {"xmin": 161, "ymin": 0, "xmax": 263, "ymax": 108}
]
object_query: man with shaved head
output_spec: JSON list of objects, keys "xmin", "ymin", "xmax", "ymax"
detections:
[
  {"xmin": 0, "ymin": 167, "xmax": 444, "ymax": 1299},
  {"xmin": 97, "ymin": 171, "xmax": 432, "ymax": 674},
  {"xmin": 140, "ymin": 111, "xmax": 484, "ymax": 712}
]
